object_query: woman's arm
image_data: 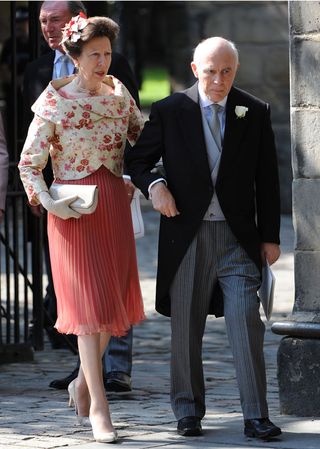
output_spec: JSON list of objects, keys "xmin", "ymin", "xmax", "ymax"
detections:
[
  {"xmin": 18, "ymin": 115, "xmax": 55, "ymax": 205},
  {"xmin": 127, "ymin": 98, "xmax": 145, "ymax": 147}
]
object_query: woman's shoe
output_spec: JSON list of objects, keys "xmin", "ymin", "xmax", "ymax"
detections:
[
  {"xmin": 92, "ymin": 429, "xmax": 118, "ymax": 443},
  {"xmin": 68, "ymin": 379, "xmax": 90, "ymax": 426},
  {"xmin": 89, "ymin": 415, "xmax": 118, "ymax": 443}
]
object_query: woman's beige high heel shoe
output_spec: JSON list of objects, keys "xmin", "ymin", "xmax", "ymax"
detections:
[
  {"xmin": 92, "ymin": 429, "xmax": 118, "ymax": 443},
  {"xmin": 68, "ymin": 379, "xmax": 90, "ymax": 427},
  {"xmin": 89, "ymin": 416, "xmax": 118, "ymax": 443}
]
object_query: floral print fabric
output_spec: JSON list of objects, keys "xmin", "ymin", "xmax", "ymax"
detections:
[{"xmin": 19, "ymin": 75, "xmax": 144, "ymax": 205}]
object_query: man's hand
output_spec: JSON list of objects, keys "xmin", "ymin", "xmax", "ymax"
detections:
[
  {"xmin": 260, "ymin": 242, "xmax": 280, "ymax": 265},
  {"xmin": 124, "ymin": 178, "xmax": 136, "ymax": 203},
  {"xmin": 150, "ymin": 182, "xmax": 180, "ymax": 217}
]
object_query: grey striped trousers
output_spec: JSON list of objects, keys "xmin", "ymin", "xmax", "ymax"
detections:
[{"xmin": 169, "ymin": 220, "xmax": 268, "ymax": 420}]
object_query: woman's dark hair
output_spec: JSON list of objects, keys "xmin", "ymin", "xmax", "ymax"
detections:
[{"xmin": 63, "ymin": 16, "xmax": 119, "ymax": 58}]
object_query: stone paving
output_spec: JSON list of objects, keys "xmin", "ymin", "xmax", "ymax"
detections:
[{"xmin": 0, "ymin": 206, "xmax": 320, "ymax": 449}]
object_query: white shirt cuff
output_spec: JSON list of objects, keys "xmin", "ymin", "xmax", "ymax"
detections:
[
  {"xmin": 122, "ymin": 174, "xmax": 131, "ymax": 181},
  {"xmin": 148, "ymin": 178, "xmax": 167, "ymax": 199}
]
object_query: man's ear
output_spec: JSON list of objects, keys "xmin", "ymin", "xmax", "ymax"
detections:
[{"xmin": 191, "ymin": 61, "xmax": 198, "ymax": 78}]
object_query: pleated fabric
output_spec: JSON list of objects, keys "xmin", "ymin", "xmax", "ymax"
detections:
[{"xmin": 48, "ymin": 166, "xmax": 145, "ymax": 336}]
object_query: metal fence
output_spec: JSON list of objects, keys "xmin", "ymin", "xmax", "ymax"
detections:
[
  {"xmin": 0, "ymin": 2, "xmax": 44, "ymax": 362},
  {"xmin": 0, "ymin": 194, "xmax": 43, "ymax": 353}
]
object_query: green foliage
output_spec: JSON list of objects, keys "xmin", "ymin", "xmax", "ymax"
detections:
[{"xmin": 139, "ymin": 67, "xmax": 170, "ymax": 107}]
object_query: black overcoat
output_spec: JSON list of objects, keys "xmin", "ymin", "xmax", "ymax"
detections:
[{"xmin": 126, "ymin": 83, "xmax": 280, "ymax": 317}]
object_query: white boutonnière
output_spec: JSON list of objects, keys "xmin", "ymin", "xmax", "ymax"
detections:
[{"xmin": 235, "ymin": 105, "xmax": 248, "ymax": 119}]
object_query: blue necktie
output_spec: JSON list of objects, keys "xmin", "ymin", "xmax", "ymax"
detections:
[
  {"xmin": 210, "ymin": 103, "xmax": 222, "ymax": 151},
  {"xmin": 58, "ymin": 54, "xmax": 70, "ymax": 78}
]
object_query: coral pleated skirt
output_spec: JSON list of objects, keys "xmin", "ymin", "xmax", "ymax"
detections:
[{"xmin": 47, "ymin": 166, "xmax": 145, "ymax": 336}]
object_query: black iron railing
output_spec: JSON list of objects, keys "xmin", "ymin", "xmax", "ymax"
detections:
[{"xmin": 0, "ymin": 1, "xmax": 44, "ymax": 361}]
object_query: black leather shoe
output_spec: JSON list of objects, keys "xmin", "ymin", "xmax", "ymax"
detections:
[
  {"xmin": 49, "ymin": 367, "xmax": 79, "ymax": 390},
  {"xmin": 244, "ymin": 418, "xmax": 282, "ymax": 439},
  {"xmin": 104, "ymin": 372, "xmax": 132, "ymax": 392},
  {"xmin": 177, "ymin": 416, "xmax": 202, "ymax": 436}
]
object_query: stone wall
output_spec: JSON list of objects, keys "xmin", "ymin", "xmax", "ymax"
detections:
[
  {"xmin": 290, "ymin": 0, "xmax": 320, "ymax": 319},
  {"xmin": 271, "ymin": 0, "xmax": 320, "ymax": 416}
]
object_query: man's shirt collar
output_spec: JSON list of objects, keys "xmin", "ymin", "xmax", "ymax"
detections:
[
  {"xmin": 54, "ymin": 49, "xmax": 65, "ymax": 64},
  {"xmin": 198, "ymin": 85, "xmax": 228, "ymax": 109}
]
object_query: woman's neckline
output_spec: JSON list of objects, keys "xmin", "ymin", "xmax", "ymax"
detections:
[{"xmin": 51, "ymin": 75, "xmax": 115, "ymax": 100}]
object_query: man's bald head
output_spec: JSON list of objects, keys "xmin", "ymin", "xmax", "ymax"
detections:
[
  {"xmin": 191, "ymin": 37, "xmax": 239, "ymax": 102},
  {"xmin": 193, "ymin": 37, "xmax": 239, "ymax": 67}
]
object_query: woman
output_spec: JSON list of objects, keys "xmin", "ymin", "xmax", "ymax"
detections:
[{"xmin": 19, "ymin": 14, "xmax": 145, "ymax": 443}]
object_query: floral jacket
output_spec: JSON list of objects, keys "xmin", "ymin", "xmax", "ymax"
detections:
[{"xmin": 19, "ymin": 75, "xmax": 144, "ymax": 205}]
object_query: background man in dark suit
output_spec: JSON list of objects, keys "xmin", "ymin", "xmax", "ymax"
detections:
[
  {"xmin": 23, "ymin": 0, "xmax": 140, "ymax": 393},
  {"xmin": 126, "ymin": 37, "xmax": 281, "ymax": 439}
]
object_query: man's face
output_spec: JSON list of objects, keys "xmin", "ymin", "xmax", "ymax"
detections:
[
  {"xmin": 191, "ymin": 45, "xmax": 239, "ymax": 103},
  {"xmin": 39, "ymin": 1, "xmax": 71, "ymax": 51}
]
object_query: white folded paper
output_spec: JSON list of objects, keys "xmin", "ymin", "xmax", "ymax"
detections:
[
  {"xmin": 131, "ymin": 189, "xmax": 144, "ymax": 239},
  {"xmin": 258, "ymin": 261, "xmax": 275, "ymax": 321}
]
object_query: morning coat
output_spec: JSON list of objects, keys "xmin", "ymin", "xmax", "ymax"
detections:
[{"xmin": 126, "ymin": 82, "xmax": 281, "ymax": 317}]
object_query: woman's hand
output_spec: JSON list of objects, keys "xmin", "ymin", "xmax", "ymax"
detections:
[
  {"xmin": 38, "ymin": 191, "xmax": 81, "ymax": 220},
  {"xmin": 124, "ymin": 178, "xmax": 136, "ymax": 203}
]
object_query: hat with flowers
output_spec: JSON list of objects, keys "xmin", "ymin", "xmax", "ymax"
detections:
[{"xmin": 60, "ymin": 12, "xmax": 88, "ymax": 44}]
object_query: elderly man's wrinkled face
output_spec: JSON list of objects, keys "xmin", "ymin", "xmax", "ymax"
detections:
[
  {"xmin": 39, "ymin": 1, "xmax": 72, "ymax": 51},
  {"xmin": 191, "ymin": 44, "xmax": 239, "ymax": 103}
]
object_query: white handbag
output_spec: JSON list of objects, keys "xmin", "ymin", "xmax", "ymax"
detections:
[
  {"xmin": 49, "ymin": 184, "xmax": 144, "ymax": 237},
  {"xmin": 49, "ymin": 184, "xmax": 98, "ymax": 214}
]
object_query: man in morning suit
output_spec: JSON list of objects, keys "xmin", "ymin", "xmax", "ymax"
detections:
[
  {"xmin": 126, "ymin": 37, "xmax": 282, "ymax": 439},
  {"xmin": 23, "ymin": 0, "xmax": 139, "ymax": 393}
]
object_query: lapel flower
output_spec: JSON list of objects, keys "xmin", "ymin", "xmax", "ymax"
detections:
[
  {"xmin": 60, "ymin": 12, "xmax": 88, "ymax": 44},
  {"xmin": 235, "ymin": 105, "xmax": 248, "ymax": 119}
]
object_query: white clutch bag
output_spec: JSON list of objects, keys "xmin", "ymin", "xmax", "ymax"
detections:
[{"xmin": 49, "ymin": 184, "xmax": 98, "ymax": 214}]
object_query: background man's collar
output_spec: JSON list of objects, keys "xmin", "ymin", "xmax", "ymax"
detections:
[{"xmin": 54, "ymin": 49, "xmax": 65, "ymax": 63}]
